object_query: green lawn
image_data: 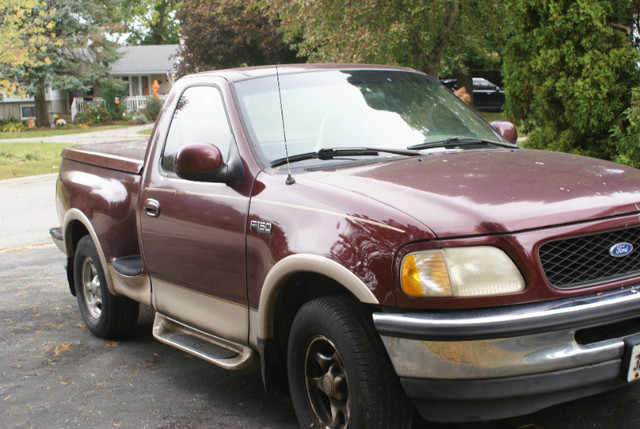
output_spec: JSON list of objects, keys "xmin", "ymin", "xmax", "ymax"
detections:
[
  {"xmin": 0, "ymin": 142, "xmax": 75, "ymax": 179},
  {"xmin": 478, "ymin": 111, "xmax": 508, "ymax": 123},
  {"xmin": 0, "ymin": 124, "xmax": 128, "ymax": 140}
]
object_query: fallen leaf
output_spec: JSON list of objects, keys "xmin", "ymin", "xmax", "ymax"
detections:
[
  {"xmin": 54, "ymin": 343, "xmax": 73, "ymax": 356},
  {"xmin": 60, "ymin": 380, "xmax": 73, "ymax": 385},
  {"xmin": 105, "ymin": 341, "xmax": 119, "ymax": 347}
]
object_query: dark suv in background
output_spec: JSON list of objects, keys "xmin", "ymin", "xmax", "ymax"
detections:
[{"xmin": 441, "ymin": 77, "xmax": 505, "ymax": 112}]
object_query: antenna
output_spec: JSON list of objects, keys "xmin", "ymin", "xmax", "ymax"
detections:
[{"xmin": 276, "ymin": 64, "xmax": 295, "ymax": 185}]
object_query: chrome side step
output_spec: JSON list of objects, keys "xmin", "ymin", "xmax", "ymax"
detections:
[{"xmin": 152, "ymin": 313, "xmax": 256, "ymax": 370}]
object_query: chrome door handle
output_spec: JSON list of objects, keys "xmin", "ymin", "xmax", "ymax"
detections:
[{"xmin": 143, "ymin": 198, "xmax": 160, "ymax": 217}]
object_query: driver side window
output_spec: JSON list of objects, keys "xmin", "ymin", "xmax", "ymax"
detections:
[{"xmin": 161, "ymin": 86, "xmax": 233, "ymax": 173}]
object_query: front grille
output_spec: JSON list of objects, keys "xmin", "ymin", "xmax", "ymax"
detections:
[{"xmin": 539, "ymin": 226, "xmax": 640, "ymax": 289}]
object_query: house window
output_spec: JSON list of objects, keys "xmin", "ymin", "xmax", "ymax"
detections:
[{"xmin": 20, "ymin": 105, "xmax": 36, "ymax": 119}]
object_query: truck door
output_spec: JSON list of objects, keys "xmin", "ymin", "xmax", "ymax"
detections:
[{"xmin": 138, "ymin": 84, "xmax": 250, "ymax": 345}]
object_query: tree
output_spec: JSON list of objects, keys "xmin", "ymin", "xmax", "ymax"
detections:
[
  {"xmin": 0, "ymin": 0, "xmax": 54, "ymax": 98},
  {"xmin": 439, "ymin": 1, "xmax": 507, "ymax": 108},
  {"xmin": 503, "ymin": 0, "xmax": 639, "ymax": 160},
  {"xmin": 2, "ymin": 0, "xmax": 122, "ymax": 126},
  {"xmin": 120, "ymin": 0, "xmax": 181, "ymax": 45},
  {"xmin": 269, "ymin": 0, "xmax": 460, "ymax": 78},
  {"xmin": 176, "ymin": 0, "xmax": 297, "ymax": 76}
]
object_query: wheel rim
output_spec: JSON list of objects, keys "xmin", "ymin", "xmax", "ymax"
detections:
[
  {"xmin": 304, "ymin": 335, "xmax": 350, "ymax": 429},
  {"xmin": 80, "ymin": 257, "xmax": 103, "ymax": 319}
]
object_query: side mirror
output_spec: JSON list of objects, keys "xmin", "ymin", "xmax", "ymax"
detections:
[
  {"xmin": 490, "ymin": 120, "xmax": 518, "ymax": 144},
  {"xmin": 174, "ymin": 143, "xmax": 243, "ymax": 185},
  {"xmin": 175, "ymin": 143, "xmax": 223, "ymax": 179}
]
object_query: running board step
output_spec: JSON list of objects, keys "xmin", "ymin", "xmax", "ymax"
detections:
[{"xmin": 152, "ymin": 313, "xmax": 256, "ymax": 370}]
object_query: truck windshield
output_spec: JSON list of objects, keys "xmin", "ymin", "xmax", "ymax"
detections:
[{"xmin": 233, "ymin": 69, "xmax": 502, "ymax": 165}]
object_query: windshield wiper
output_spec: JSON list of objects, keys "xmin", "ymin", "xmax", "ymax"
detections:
[
  {"xmin": 408, "ymin": 137, "xmax": 518, "ymax": 151},
  {"xmin": 270, "ymin": 147, "xmax": 420, "ymax": 168}
]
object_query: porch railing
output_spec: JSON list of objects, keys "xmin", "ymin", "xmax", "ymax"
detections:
[
  {"xmin": 124, "ymin": 96, "xmax": 147, "ymax": 114},
  {"xmin": 124, "ymin": 95, "xmax": 168, "ymax": 114}
]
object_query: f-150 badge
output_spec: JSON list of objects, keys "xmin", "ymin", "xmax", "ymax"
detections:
[{"xmin": 250, "ymin": 220, "xmax": 273, "ymax": 235}]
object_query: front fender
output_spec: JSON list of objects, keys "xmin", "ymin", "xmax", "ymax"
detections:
[{"xmin": 250, "ymin": 253, "xmax": 379, "ymax": 347}]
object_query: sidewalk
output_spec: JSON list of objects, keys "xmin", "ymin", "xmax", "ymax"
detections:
[{"xmin": 4, "ymin": 123, "xmax": 153, "ymax": 145}]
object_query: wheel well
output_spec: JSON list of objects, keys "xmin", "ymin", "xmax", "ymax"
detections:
[
  {"xmin": 65, "ymin": 221, "xmax": 90, "ymax": 296},
  {"xmin": 263, "ymin": 272, "xmax": 368, "ymax": 392}
]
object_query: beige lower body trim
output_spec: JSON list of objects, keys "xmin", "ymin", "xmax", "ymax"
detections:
[
  {"xmin": 108, "ymin": 266, "xmax": 151, "ymax": 306},
  {"xmin": 152, "ymin": 279, "xmax": 249, "ymax": 345}
]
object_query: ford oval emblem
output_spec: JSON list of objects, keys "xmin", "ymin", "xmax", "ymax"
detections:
[{"xmin": 609, "ymin": 242, "xmax": 634, "ymax": 258}]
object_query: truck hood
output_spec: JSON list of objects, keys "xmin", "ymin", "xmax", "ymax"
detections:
[{"xmin": 316, "ymin": 149, "xmax": 640, "ymax": 238}]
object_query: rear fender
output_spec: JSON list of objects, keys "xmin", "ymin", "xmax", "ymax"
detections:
[{"xmin": 62, "ymin": 209, "xmax": 117, "ymax": 296}]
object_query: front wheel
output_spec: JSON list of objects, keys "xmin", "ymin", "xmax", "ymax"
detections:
[
  {"xmin": 73, "ymin": 235, "xmax": 139, "ymax": 338},
  {"xmin": 287, "ymin": 295, "xmax": 412, "ymax": 429}
]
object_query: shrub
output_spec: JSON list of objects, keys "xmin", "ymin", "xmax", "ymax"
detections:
[
  {"xmin": 99, "ymin": 78, "xmax": 128, "ymax": 121},
  {"xmin": 132, "ymin": 113, "xmax": 150, "ymax": 124},
  {"xmin": 612, "ymin": 86, "xmax": 640, "ymax": 168},
  {"xmin": 1, "ymin": 120, "xmax": 27, "ymax": 132},
  {"xmin": 144, "ymin": 97, "xmax": 164, "ymax": 121},
  {"xmin": 76, "ymin": 104, "xmax": 112, "ymax": 125},
  {"xmin": 503, "ymin": 0, "xmax": 640, "ymax": 161}
]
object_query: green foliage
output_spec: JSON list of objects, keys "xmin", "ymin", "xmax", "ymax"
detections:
[
  {"xmin": 76, "ymin": 105, "xmax": 112, "ymax": 125},
  {"xmin": 612, "ymin": 87, "xmax": 640, "ymax": 168},
  {"xmin": 119, "ymin": 0, "xmax": 181, "ymax": 45},
  {"xmin": 1, "ymin": 0, "xmax": 122, "ymax": 126},
  {"xmin": 503, "ymin": 0, "xmax": 639, "ymax": 160},
  {"xmin": 144, "ymin": 97, "xmax": 164, "ymax": 122},
  {"xmin": 99, "ymin": 78, "xmax": 128, "ymax": 121},
  {"xmin": 132, "ymin": 113, "xmax": 150, "ymax": 124},
  {"xmin": 176, "ymin": 0, "xmax": 298, "ymax": 75},
  {"xmin": 0, "ymin": 0, "xmax": 54, "ymax": 97},
  {"xmin": 1, "ymin": 120, "xmax": 27, "ymax": 133},
  {"xmin": 270, "ymin": 0, "xmax": 460, "ymax": 76}
]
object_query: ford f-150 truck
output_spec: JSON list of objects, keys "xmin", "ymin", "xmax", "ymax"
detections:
[{"xmin": 51, "ymin": 64, "xmax": 640, "ymax": 428}]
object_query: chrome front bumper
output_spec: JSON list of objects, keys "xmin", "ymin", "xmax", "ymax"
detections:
[{"xmin": 373, "ymin": 284, "xmax": 640, "ymax": 421}]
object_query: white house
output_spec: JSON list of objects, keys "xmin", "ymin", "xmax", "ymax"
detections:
[
  {"xmin": 0, "ymin": 88, "xmax": 70, "ymax": 123},
  {"xmin": 0, "ymin": 44, "xmax": 180, "ymax": 123},
  {"xmin": 106, "ymin": 44, "xmax": 180, "ymax": 116}
]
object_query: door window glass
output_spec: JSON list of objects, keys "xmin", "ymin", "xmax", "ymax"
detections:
[{"xmin": 161, "ymin": 86, "xmax": 233, "ymax": 173}]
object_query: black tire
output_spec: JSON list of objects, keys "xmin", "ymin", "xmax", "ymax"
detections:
[
  {"xmin": 287, "ymin": 295, "xmax": 413, "ymax": 429},
  {"xmin": 73, "ymin": 235, "xmax": 139, "ymax": 339}
]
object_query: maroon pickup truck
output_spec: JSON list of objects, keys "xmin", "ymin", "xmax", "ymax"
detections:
[{"xmin": 51, "ymin": 64, "xmax": 640, "ymax": 428}]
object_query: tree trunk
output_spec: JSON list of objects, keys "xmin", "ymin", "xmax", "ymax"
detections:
[
  {"xmin": 455, "ymin": 69, "xmax": 474, "ymax": 109},
  {"xmin": 35, "ymin": 82, "xmax": 48, "ymax": 128},
  {"xmin": 422, "ymin": 0, "xmax": 459, "ymax": 79}
]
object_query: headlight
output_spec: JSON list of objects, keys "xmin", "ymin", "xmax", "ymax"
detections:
[{"xmin": 400, "ymin": 246, "xmax": 525, "ymax": 297}]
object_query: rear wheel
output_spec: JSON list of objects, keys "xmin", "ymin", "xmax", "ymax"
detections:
[
  {"xmin": 74, "ymin": 235, "xmax": 139, "ymax": 338},
  {"xmin": 287, "ymin": 295, "xmax": 412, "ymax": 429}
]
